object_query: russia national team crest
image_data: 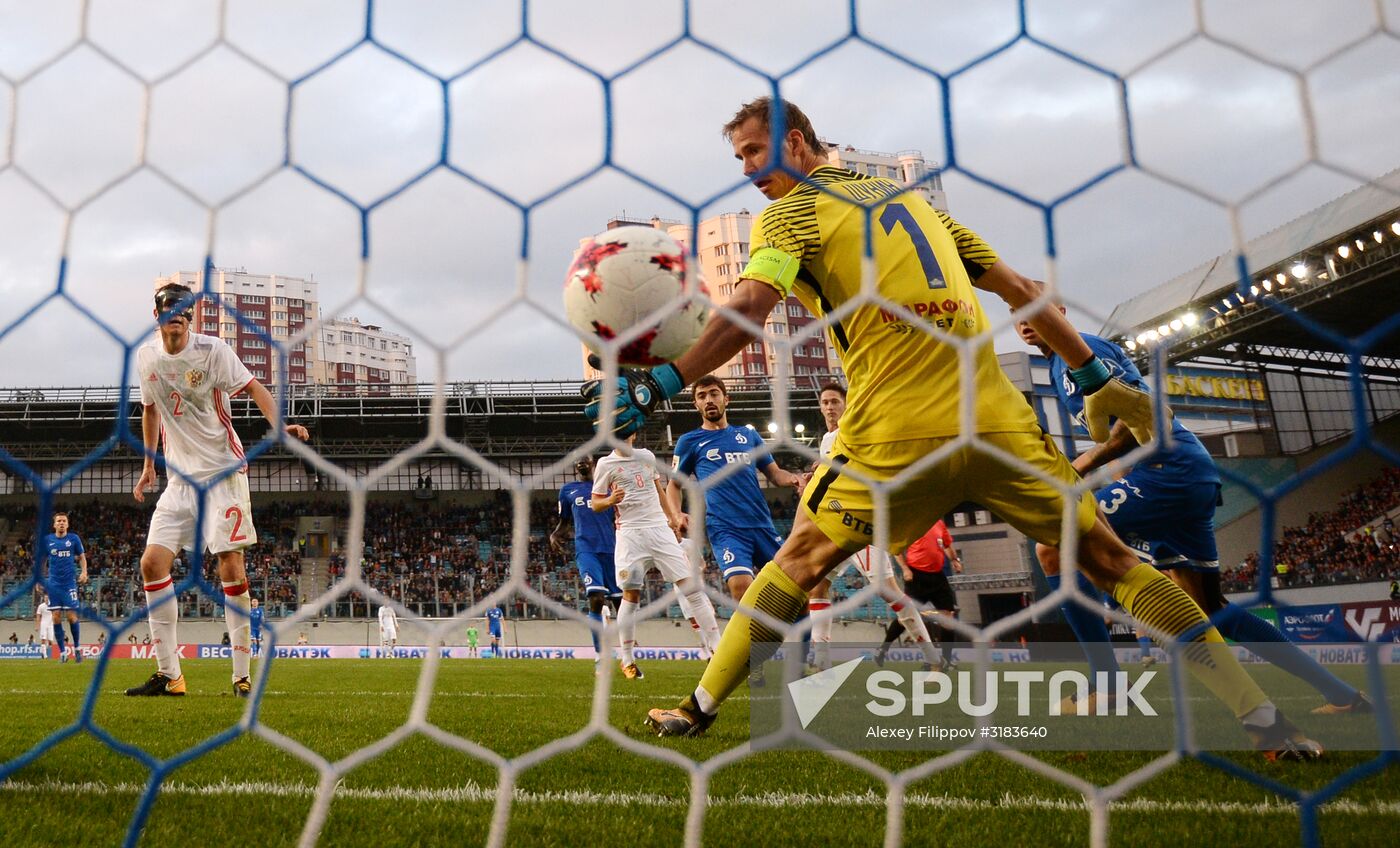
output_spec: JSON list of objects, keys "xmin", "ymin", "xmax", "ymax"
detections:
[{"xmin": 185, "ymin": 369, "xmax": 206, "ymax": 389}]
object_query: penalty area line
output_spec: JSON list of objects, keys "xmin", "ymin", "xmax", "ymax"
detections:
[
  {"xmin": 1, "ymin": 688, "xmax": 745, "ymax": 701},
  {"xmin": 2, "ymin": 778, "xmax": 1398, "ymax": 816}
]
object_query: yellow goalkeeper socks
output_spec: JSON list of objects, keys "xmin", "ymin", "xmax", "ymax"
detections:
[
  {"xmin": 694, "ymin": 562, "xmax": 808, "ymax": 714},
  {"xmin": 1111, "ymin": 564, "xmax": 1268, "ymax": 719}
]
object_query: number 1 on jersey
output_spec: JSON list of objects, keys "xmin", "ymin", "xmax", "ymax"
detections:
[{"xmin": 879, "ymin": 202, "xmax": 946, "ymax": 289}]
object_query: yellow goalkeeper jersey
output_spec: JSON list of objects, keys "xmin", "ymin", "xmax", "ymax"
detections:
[{"xmin": 740, "ymin": 165, "xmax": 1037, "ymax": 445}]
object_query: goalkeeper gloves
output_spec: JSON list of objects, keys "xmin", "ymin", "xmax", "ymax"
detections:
[
  {"xmin": 1071, "ymin": 356, "xmax": 1171, "ymax": 445},
  {"xmin": 581, "ymin": 355, "xmax": 685, "ymax": 438}
]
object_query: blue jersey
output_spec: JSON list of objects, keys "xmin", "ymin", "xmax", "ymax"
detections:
[
  {"xmin": 41, "ymin": 533, "xmax": 85, "ymax": 584},
  {"xmin": 673, "ymin": 425, "xmax": 778, "ymax": 532},
  {"xmin": 1049, "ymin": 334, "xmax": 1219, "ymax": 487},
  {"xmin": 558, "ymin": 480, "xmax": 616, "ymax": 554},
  {"xmin": 250, "ymin": 606, "xmax": 264, "ymax": 637},
  {"xmin": 487, "ymin": 607, "xmax": 503, "ymax": 635}
]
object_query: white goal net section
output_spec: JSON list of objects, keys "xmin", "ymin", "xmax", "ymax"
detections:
[{"xmin": 1, "ymin": 2, "xmax": 1397, "ymax": 847}]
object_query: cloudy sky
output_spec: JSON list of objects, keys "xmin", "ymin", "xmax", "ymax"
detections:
[{"xmin": 0, "ymin": 0, "xmax": 1397, "ymax": 387}]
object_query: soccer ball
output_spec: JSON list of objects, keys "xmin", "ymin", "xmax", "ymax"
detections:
[{"xmin": 563, "ymin": 225, "xmax": 708, "ymax": 366}]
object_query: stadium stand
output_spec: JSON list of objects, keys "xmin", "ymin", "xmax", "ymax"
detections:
[
  {"xmin": 0, "ymin": 493, "xmax": 824, "ymax": 623},
  {"xmin": 1224, "ymin": 467, "xmax": 1400, "ymax": 592}
]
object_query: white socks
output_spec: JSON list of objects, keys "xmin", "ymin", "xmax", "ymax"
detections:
[
  {"xmin": 676, "ymin": 579, "xmax": 720, "ymax": 656},
  {"xmin": 809, "ymin": 598, "xmax": 833, "ymax": 668},
  {"xmin": 222, "ymin": 580, "xmax": 252, "ymax": 681},
  {"xmin": 883, "ymin": 583, "xmax": 939, "ymax": 665},
  {"xmin": 143, "ymin": 577, "xmax": 182, "ymax": 680},
  {"xmin": 618, "ymin": 598, "xmax": 638, "ymax": 666},
  {"xmin": 1243, "ymin": 701, "xmax": 1278, "ymax": 727}
]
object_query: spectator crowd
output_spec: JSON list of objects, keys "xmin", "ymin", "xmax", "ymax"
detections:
[
  {"xmin": 9, "ymin": 465, "xmax": 1397, "ymax": 622},
  {"xmin": 1224, "ymin": 467, "xmax": 1400, "ymax": 592},
  {"xmin": 1, "ymin": 492, "xmax": 801, "ymax": 623}
]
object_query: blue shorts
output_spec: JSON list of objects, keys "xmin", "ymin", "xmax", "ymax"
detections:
[
  {"xmin": 489, "ymin": 625, "xmax": 502, "ymax": 639},
  {"xmin": 577, "ymin": 550, "xmax": 622, "ymax": 597},
  {"xmin": 709, "ymin": 527, "xmax": 783, "ymax": 582},
  {"xmin": 45, "ymin": 580, "xmax": 79, "ymax": 611},
  {"xmin": 1097, "ymin": 473, "xmax": 1220, "ymax": 570}
]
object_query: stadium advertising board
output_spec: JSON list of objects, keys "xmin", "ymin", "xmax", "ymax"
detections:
[
  {"xmin": 1161, "ymin": 371, "xmax": 1267, "ymax": 403},
  {"xmin": 1341, "ymin": 600, "xmax": 1400, "ymax": 641},
  {"xmin": 53, "ymin": 644, "xmax": 705, "ymax": 660},
  {"xmin": 0, "ymin": 645, "xmax": 46, "ymax": 659},
  {"xmin": 1274, "ymin": 601, "xmax": 1400, "ymax": 642},
  {"xmin": 1277, "ymin": 603, "xmax": 1352, "ymax": 641}
]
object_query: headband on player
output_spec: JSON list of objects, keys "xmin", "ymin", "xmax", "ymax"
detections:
[{"xmin": 154, "ymin": 287, "xmax": 194, "ymax": 321}]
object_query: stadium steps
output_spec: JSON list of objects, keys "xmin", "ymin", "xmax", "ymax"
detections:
[
  {"xmin": 292, "ymin": 515, "xmax": 337, "ymax": 605},
  {"xmin": 297, "ymin": 558, "xmax": 330, "ymax": 606}
]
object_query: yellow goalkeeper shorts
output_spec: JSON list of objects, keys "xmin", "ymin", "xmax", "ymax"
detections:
[{"xmin": 803, "ymin": 426, "xmax": 1098, "ymax": 553}]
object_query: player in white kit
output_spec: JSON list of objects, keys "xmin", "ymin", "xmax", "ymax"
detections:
[
  {"xmin": 126, "ymin": 283, "xmax": 309, "ymax": 698},
  {"xmin": 35, "ymin": 596, "xmax": 55, "ymax": 659},
  {"xmin": 592, "ymin": 435, "xmax": 721, "ymax": 680},
  {"xmin": 378, "ymin": 604, "xmax": 399, "ymax": 655},
  {"xmin": 807, "ymin": 383, "xmax": 941, "ymax": 671}
]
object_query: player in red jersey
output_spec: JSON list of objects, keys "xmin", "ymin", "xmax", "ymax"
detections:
[{"xmin": 879, "ymin": 520, "xmax": 963, "ymax": 670}]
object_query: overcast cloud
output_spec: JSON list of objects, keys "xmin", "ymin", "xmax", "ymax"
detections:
[{"xmin": 1, "ymin": 0, "xmax": 1398, "ymax": 387}]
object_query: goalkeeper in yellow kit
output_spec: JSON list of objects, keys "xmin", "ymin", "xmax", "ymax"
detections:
[{"xmin": 583, "ymin": 97, "xmax": 1320, "ymax": 760}]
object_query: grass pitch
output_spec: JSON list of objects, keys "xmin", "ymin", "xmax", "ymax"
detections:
[{"xmin": 0, "ymin": 658, "xmax": 1395, "ymax": 847}]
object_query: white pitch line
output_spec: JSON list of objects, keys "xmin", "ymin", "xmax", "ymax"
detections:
[
  {"xmin": 3, "ymin": 778, "xmax": 1399, "ymax": 817},
  {"xmin": 0, "ymin": 688, "xmax": 741, "ymax": 701}
]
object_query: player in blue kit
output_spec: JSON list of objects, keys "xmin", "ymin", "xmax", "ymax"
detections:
[
  {"xmin": 249, "ymin": 597, "xmax": 265, "ymax": 657},
  {"xmin": 39, "ymin": 511, "xmax": 89, "ymax": 663},
  {"xmin": 552, "ymin": 456, "xmax": 623, "ymax": 659},
  {"xmin": 667, "ymin": 375, "xmax": 804, "ymax": 601},
  {"xmin": 487, "ymin": 605, "xmax": 504, "ymax": 657},
  {"xmin": 1019, "ymin": 294, "xmax": 1369, "ymax": 717}
]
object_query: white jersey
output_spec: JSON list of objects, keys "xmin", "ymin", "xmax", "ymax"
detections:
[
  {"xmin": 593, "ymin": 448, "xmax": 668, "ymax": 529},
  {"xmin": 137, "ymin": 333, "xmax": 255, "ymax": 482},
  {"xmin": 37, "ymin": 602, "xmax": 54, "ymax": 642},
  {"xmin": 378, "ymin": 606, "xmax": 397, "ymax": 630},
  {"xmin": 820, "ymin": 429, "xmax": 838, "ymax": 458}
]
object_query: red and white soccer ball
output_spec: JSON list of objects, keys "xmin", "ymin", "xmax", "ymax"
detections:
[{"xmin": 563, "ymin": 225, "xmax": 708, "ymax": 366}]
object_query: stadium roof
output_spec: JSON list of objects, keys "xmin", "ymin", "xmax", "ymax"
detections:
[
  {"xmin": 1104, "ymin": 170, "xmax": 1400, "ymax": 365},
  {"xmin": 0, "ymin": 379, "xmax": 833, "ymax": 464}
]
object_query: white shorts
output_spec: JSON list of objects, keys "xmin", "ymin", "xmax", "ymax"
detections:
[
  {"xmin": 615, "ymin": 525, "xmax": 690, "ymax": 590},
  {"xmin": 841, "ymin": 547, "xmax": 897, "ymax": 584},
  {"xmin": 147, "ymin": 474, "xmax": 257, "ymax": 555},
  {"xmin": 380, "ymin": 626, "xmax": 397, "ymax": 642},
  {"xmin": 39, "ymin": 617, "xmax": 54, "ymax": 642}
]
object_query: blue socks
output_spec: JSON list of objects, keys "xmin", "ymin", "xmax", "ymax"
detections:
[
  {"xmin": 52, "ymin": 620, "xmax": 67, "ymax": 658},
  {"xmin": 70, "ymin": 620, "xmax": 80, "ymax": 650},
  {"xmin": 587, "ymin": 609, "xmax": 603, "ymax": 654},
  {"xmin": 1049, "ymin": 572, "xmax": 1122, "ymax": 692},
  {"xmin": 1137, "ymin": 635, "xmax": 1154, "ymax": 662},
  {"xmin": 1217, "ymin": 604, "xmax": 1358, "ymax": 706}
]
